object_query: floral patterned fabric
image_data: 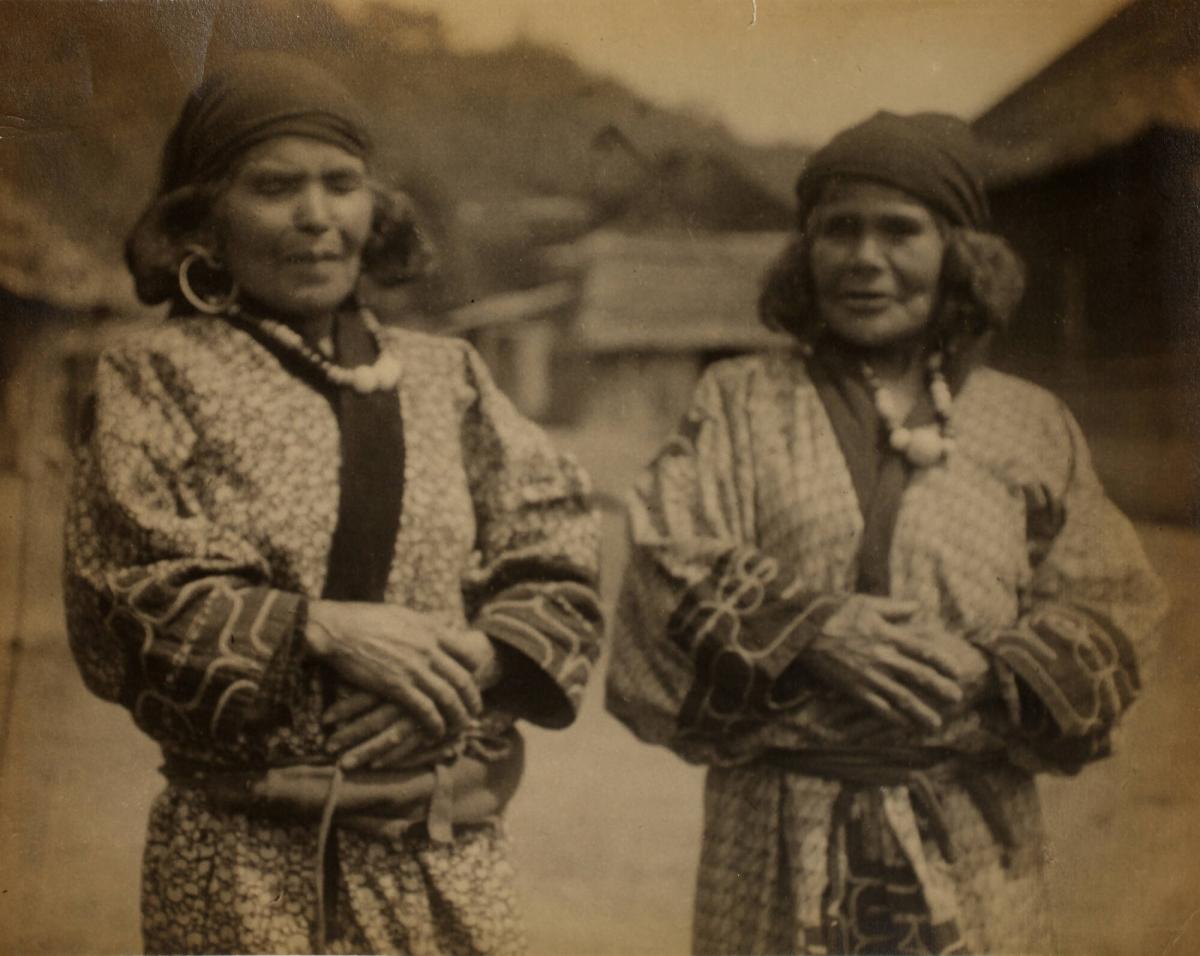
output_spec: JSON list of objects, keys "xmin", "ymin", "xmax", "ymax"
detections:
[
  {"xmin": 607, "ymin": 351, "xmax": 1167, "ymax": 955},
  {"xmin": 64, "ymin": 314, "xmax": 602, "ymax": 954}
]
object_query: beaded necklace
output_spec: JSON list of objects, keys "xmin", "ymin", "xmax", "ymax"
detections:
[
  {"xmin": 861, "ymin": 351, "xmax": 955, "ymax": 467},
  {"xmin": 228, "ymin": 304, "xmax": 401, "ymax": 394}
]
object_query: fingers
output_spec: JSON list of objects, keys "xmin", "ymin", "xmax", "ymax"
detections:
[
  {"xmin": 325, "ymin": 702, "xmax": 402, "ymax": 753},
  {"xmin": 860, "ymin": 671, "xmax": 945, "ymax": 732},
  {"xmin": 886, "ymin": 626, "xmax": 972, "ymax": 679},
  {"xmin": 438, "ymin": 628, "xmax": 491, "ymax": 670},
  {"xmin": 339, "ymin": 718, "xmax": 421, "ymax": 771},
  {"xmin": 430, "ymin": 653, "xmax": 484, "ymax": 717},
  {"xmin": 851, "ymin": 595, "xmax": 921, "ymax": 622},
  {"xmin": 873, "ymin": 641, "xmax": 964, "ymax": 708},
  {"xmin": 368, "ymin": 740, "xmax": 427, "ymax": 770},
  {"xmin": 396, "ymin": 656, "xmax": 479, "ymax": 737},
  {"xmin": 322, "ymin": 691, "xmax": 379, "ymax": 726},
  {"xmin": 855, "ymin": 687, "xmax": 912, "ymax": 728}
]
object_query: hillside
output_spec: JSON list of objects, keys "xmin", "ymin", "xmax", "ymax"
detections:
[{"xmin": 0, "ymin": 0, "xmax": 807, "ymax": 308}]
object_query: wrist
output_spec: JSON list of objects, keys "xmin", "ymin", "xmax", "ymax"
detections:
[{"xmin": 305, "ymin": 600, "xmax": 339, "ymax": 658}]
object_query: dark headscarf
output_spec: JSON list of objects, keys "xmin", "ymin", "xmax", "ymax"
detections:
[
  {"xmin": 159, "ymin": 51, "xmax": 372, "ymax": 191},
  {"xmin": 794, "ymin": 111, "xmax": 990, "ymax": 229},
  {"xmin": 126, "ymin": 53, "xmax": 375, "ymax": 305}
]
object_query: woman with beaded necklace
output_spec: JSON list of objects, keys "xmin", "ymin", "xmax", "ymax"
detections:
[
  {"xmin": 607, "ymin": 111, "xmax": 1167, "ymax": 955},
  {"xmin": 64, "ymin": 52, "xmax": 601, "ymax": 955}
]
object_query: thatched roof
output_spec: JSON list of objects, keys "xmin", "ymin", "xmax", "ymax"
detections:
[
  {"xmin": 566, "ymin": 229, "xmax": 792, "ymax": 352},
  {"xmin": 975, "ymin": 0, "xmax": 1200, "ymax": 183},
  {"xmin": 0, "ymin": 180, "xmax": 138, "ymax": 313}
]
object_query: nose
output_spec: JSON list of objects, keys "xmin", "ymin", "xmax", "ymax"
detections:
[
  {"xmin": 294, "ymin": 183, "xmax": 333, "ymax": 232},
  {"xmin": 846, "ymin": 230, "xmax": 886, "ymax": 271}
]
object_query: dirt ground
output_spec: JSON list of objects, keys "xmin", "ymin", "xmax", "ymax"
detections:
[{"xmin": 2, "ymin": 409, "xmax": 1198, "ymax": 956}]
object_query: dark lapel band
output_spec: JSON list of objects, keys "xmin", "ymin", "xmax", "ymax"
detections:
[{"xmin": 321, "ymin": 310, "xmax": 406, "ymax": 602}]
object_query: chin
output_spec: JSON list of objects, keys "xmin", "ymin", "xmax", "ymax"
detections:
[
  {"xmin": 828, "ymin": 314, "xmax": 929, "ymax": 352},
  {"xmin": 270, "ymin": 286, "xmax": 356, "ymax": 320}
]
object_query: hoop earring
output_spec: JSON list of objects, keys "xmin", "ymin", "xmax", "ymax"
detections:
[{"xmin": 178, "ymin": 245, "xmax": 240, "ymax": 315}]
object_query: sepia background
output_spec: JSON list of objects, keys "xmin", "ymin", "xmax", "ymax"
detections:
[{"xmin": 2, "ymin": 0, "xmax": 1198, "ymax": 953}]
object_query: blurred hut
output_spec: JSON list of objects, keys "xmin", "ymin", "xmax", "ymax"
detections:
[
  {"xmin": 0, "ymin": 180, "xmax": 141, "ymax": 472},
  {"xmin": 547, "ymin": 229, "xmax": 791, "ymax": 430},
  {"xmin": 478, "ymin": 128, "xmax": 795, "ymax": 429},
  {"xmin": 974, "ymin": 0, "xmax": 1200, "ymax": 523}
]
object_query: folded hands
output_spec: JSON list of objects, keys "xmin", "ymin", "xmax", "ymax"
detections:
[{"xmin": 305, "ymin": 601, "xmax": 503, "ymax": 769}]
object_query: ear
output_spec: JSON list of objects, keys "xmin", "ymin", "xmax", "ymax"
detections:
[
  {"xmin": 125, "ymin": 185, "xmax": 220, "ymax": 305},
  {"xmin": 360, "ymin": 185, "xmax": 436, "ymax": 287},
  {"xmin": 942, "ymin": 229, "xmax": 1027, "ymax": 329}
]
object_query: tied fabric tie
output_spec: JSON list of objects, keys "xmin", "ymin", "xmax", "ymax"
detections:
[
  {"xmin": 315, "ymin": 764, "xmax": 346, "ymax": 953},
  {"xmin": 771, "ymin": 747, "xmax": 1012, "ymax": 955}
]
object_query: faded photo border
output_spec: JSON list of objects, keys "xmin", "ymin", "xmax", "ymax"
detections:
[{"xmin": 1, "ymin": 1, "xmax": 1197, "ymax": 954}]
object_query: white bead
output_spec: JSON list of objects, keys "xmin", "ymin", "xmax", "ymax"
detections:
[
  {"xmin": 875, "ymin": 390, "xmax": 899, "ymax": 420},
  {"xmin": 355, "ymin": 367, "xmax": 381, "ymax": 393},
  {"xmin": 890, "ymin": 427, "xmax": 912, "ymax": 451},
  {"xmin": 905, "ymin": 427, "xmax": 948, "ymax": 467},
  {"xmin": 240, "ymin": 309, "xmax": 402, "ymax": 393}
]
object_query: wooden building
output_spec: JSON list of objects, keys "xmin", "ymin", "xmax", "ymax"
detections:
[
  {"xmin": 974, "ymin": 0, "xmax": 1200, "ymax": 522},
  {"xmin": 554, "ymin": 229, "xmax": 790, "ymax": 429}
]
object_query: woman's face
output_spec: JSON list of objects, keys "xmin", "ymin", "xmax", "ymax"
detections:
[
  {"xmin": 215, "ymin": 135, "xmax": 373, "ymax": 321},
  {"xmin": 808, "ymin": 180, "xmax": 946, "ymax": 350}
]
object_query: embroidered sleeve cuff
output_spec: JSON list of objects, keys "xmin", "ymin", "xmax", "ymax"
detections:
[
  {"xmin": 474, "ymin": 580, "xmax": 603, "ymax": 729},
  {"xmin": 251, "ymin": 594, "xmax": 309, "ymax": 728},
  {"xmin": 970, "ymin": 602, "xmax": 1139, "ymax": 769},
  {"xmin": 668, "ymin": 548, "xmax": 846, "ymax": 736},
  {"xmin": 109, "ymin": 577, "xmax": 309, "ymax": 743}
]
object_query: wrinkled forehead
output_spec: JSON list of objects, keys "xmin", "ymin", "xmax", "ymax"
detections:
[
  {"xmin": 230, "ymin": 135, "xmax": 370, "ymax": 176},
  {"xmin": 807, "ymin": 177, "xmax": 945, "ymax": 225}
]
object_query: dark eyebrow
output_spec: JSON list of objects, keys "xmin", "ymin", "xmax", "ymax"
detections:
[
  {"xmin": 879, "ymin": 212, "xmax": 931, "ymax": 231},
  {"xmin": 323, "ymin": 166, "xmax": 365, "ymax": 181},
  {"xmin": 240, "ymin": 164, "xmax": 302, "ymax": 181}
]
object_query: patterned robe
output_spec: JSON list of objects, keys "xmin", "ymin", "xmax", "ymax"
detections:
[
  {"xmin": 64, "ymin": 315, "xmax": 602, "ymax": 955},
  {"xmin": 607, "ymin": 351, "xmax": 1167, "ymax": 955}
]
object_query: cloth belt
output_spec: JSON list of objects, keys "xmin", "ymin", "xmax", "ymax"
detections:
[
  {"xmin": 765, "ymin": 746, "xmax": 1018, "ymax": 865},
  {"xmin": 163, "ymin": 729, "xmax": 524, "ymax": 953}
]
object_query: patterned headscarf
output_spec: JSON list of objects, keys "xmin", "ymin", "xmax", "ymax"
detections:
[
  {"xmin": 159, "ymin": 51, "xmax": 372, "ymax": 191},
  {"xmin": 794, "ymin": 111, "xmax": 990, "ymax": 229}
]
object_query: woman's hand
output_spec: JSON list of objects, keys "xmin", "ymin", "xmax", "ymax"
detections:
[
  {"xmin": 305, "ymin": 601, "xmax": 491, "ymax": 737},
  {"xmin": 322, "ymin": 691, "xmax": 428, "ymax": 769},
  {"xmin": 803, "ymin": 595, "xmax": 965, "ymax": 732},
  {"xmin": 904, "ymin": 621, "xmax": 994, "ymax": 712},
  {"xmin": 445, "ymin": 627, "xmax": 505, "ymax": 692}
]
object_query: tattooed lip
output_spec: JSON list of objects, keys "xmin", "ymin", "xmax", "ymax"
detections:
[
  {"xmin": 836, "ymin": 290, "xmax": 893, "ymax": 310},
  {"xmin": 284, "ymin": 249, "xmax": 344, "ymax": 264}
]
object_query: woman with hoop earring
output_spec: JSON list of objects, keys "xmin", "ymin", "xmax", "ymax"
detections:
[{"xmin": 64, "ymin": 52, "xmax": 601, "ymax": 955}]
